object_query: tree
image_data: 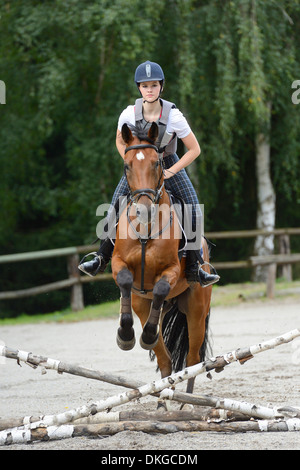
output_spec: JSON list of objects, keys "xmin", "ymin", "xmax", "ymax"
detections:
[
  {"xmin": 0, "ymin": 0, "xmax": 166, "ymax": 314},
  {"xmin": 0, "ymin": 0, "xmax": 300, "ymax": 316},
  {"xmin": 182, "ymin": 0, "xmax": 300, "ymax": 280}
]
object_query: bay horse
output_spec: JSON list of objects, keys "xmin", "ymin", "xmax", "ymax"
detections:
[{"xmin": 111, "ymin": 122, "xmax": 212, "ymax": 397}]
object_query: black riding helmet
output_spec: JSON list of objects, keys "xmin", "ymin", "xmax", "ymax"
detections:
[{"xmin": 134, "ymin": 61, "xmax": 165, "ymax": 99}]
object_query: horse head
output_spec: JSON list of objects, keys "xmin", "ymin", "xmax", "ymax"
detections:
[{"xmin": 122, "ymin": 123, "xmax": 164, "ymax": 227}]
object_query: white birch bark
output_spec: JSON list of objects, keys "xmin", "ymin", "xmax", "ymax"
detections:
[
  {"xmin": 253, "ymin": 103, "xmax": 276, "ymax": 281},
  {"xmin": 164, "ymin": 390, "xmax": 300, "ymax": 421},
  {"xmin": 1, "ymin": 418, "xmax": 300, "ymax": 445}
]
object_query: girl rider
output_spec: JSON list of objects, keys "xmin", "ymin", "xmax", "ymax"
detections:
[{"xmin": 79, "ymin": 61, "xmax": 219, "ymax": 287}]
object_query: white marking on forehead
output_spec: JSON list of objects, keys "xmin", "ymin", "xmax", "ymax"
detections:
[{"xmin": 136, "ymin": 151, "xmax": 145, "ymax": 161}]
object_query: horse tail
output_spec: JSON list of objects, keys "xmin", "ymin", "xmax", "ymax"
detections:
[
  {"xmin": 160, "ymin": 303, "xmax": 189, "ymax": 373},
  {"xmin": 160, "ymin": 302, "xmax": 211, "ymax": 373}
]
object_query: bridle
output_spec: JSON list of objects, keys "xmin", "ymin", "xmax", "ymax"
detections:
[
  {"xmin": 124, "ymin": 144, "xmax": 158, "ymax": 154},
  {"xmin": 124, "ymin": 143, "xmax": 164, "ymax": 206},
  {"xmin": 124, "ymin": 143, "xmax": 173, "ymax": 294}
]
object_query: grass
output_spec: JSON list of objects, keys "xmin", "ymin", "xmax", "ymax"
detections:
[
  {"xmin": 1, "ymin": 280, "xmax": 299, "ymax": 326},
  {"xmin": 0, "ymin": 299, "xmax": 120, "ymax": 326},
  {"xmin": 211, "ymin": 279, "xmax": 300, "ymax": 307}
]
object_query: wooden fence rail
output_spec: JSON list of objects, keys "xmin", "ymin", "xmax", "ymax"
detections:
[{"xmin": 0, "ymin": 229, "xmax": 299, "ymax": 310}]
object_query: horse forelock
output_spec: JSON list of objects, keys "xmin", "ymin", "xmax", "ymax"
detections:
[{"xmin": 128, "ymin": 125, "xmax": 157, "ymax": 146}]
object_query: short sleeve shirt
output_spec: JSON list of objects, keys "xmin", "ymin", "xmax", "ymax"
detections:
[{"xmin": 117, "ymin": 105, "xmax": 191, "ymax": 140}]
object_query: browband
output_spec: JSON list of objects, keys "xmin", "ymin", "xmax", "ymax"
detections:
[{"xmin": 124, "ymin": 144, "xmax": 158, "ymax": 155}]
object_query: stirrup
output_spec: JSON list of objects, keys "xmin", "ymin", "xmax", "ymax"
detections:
[
  {"xmin": 199, "ymin": 261, "xmax": 220, "ymax": 287},
  {"xmin": 78, "ymin": 252, "xmax": 103, "ymax": 277}
]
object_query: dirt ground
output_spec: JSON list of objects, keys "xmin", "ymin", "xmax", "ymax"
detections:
[{"xmin": 0, "ymin": 295, "xmax": 300, "ymax": 451}]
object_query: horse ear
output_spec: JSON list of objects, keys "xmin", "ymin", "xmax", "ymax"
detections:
[
  {"xmin": 121, "ymin": 124, "xmax": 134, "ymax": 145},
  {"xmin": 148, "ymin": 122, "xmax": 159, "ymax": 143}
]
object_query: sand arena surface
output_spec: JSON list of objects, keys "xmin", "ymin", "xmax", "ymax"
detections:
[{"xmin": 0, "ymin": 296, "xmax": 300, "ymax": 450}]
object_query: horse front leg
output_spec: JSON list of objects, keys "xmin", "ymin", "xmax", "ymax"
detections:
[
  {"xmin": 115, "ymin": 267, "xmax": 135, "ymax": 351},
  {"xmin": 140, "ymin": 277, "xmax": 171, "ymax": 350}
]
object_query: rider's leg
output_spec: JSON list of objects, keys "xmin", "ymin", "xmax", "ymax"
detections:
[
  {"xmin": 78, "ymin": 176, "xmax": 129, "ymax": 276},
  {"xmin": 78, "ymin": 237, "xmax": 115, "ymax": 277},
  {"xmin": 163, "ymin": 153, "xmax": 219, "ymax": 287},
  {"xmin": 184, "ymin": 247, "xmax": 220, "ymax": 287}
]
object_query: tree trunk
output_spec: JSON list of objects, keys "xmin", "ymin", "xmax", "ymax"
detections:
[{"xmin": 253, "ymin": 103, "xmax": 276, "ymax": 282}]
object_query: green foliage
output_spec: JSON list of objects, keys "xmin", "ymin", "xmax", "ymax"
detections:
[{"xmin": 0, "ymin": 0, "xmax": 300, "ymax": 315}]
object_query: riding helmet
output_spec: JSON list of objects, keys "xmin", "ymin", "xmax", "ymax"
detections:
[{"xmin": 134, "ymin": 60, "xmax": 165, "ymax": 85}]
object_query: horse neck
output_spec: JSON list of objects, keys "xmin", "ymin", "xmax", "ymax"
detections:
[
  {"xmin": 159, "ymin": 185, "xmax": 170, "ymax": 206},
  {"xmin": 153, "ymin": 186, "xmax": 172, "ymax": 232}
]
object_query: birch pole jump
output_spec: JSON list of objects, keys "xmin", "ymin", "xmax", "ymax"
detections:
[
  {"xmin": 1, "ymin": 328, "xmax": 300, "ymax": 445},
  {"xmin": 2, "ymin": 390, "xmax": 299, "ymax": 433}
]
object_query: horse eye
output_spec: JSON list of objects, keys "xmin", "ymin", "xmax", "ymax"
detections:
[
  {"xmin": 124, "ymin": 163, "xmax": 130, "ymax": 172},
  {"xmin": 155, "ymin": 160, "xmax": 161, "ymax": 169}
]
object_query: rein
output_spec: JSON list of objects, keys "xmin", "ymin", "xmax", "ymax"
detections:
[{"xmin": 124, "ymin": 142, "xmax": 173, "ymax": 294}]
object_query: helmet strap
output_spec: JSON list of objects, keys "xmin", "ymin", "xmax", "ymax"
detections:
[{"xmin": 143, "ymin": 96, "xmax": 160, "ymax": 104}]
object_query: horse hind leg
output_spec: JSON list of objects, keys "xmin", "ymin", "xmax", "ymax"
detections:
[
  {"xmin": 116, "ymin": 269, "xmax": 135, "ymax": 351},
  {"xmin": 185, "ymin": 305, "xmax": 211, "ymax": 395},
  {"xmin": 132, "ymin": 294, "xmax": 173, "ymax": 411},
  {"xmin": 153, "ymin": 334, "xmax": 174, "ymax": 411}
]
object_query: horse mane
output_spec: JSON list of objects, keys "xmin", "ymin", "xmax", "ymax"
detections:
[{"xmin": 128, "ymin": 124, "xmax": 157, "ymax": 145}]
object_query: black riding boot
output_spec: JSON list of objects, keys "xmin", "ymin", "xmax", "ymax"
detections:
[
  {"xmin": 185, "ymin": 249, "xmax": 220, "ymax": 287},
  {"xmin": 78, "ymin": 238, "xmax": 114, "ymax": 277}
]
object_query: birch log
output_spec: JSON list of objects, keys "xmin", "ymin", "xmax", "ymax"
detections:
[
  {"xmin": 162, "ymin": 390, "xmax": 300, "ymax": 420},
  {"xmin": 1, "ymin": 409, "xmax": 241, "ymax": 431},
  {"xmin": 1, "ymin": 418, "xmax": 300, "ymax": 445},
  {"xmin": 0, "ymin": 345, "xmax": 135, "ymax": 389},
  {"xmin": 72, "ymin": 408, "xmax": 249, "ymax": 425},
  {"xmin": 1, "ymin": 328, "xmax": 299, "ymax": 385},
  {"xmin": 3, "ymin": 395, "xmax": 299, "ymax": 432}
]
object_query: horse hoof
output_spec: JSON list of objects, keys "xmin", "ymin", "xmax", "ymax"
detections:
[
  {"xmin": 139, "ymin": 334, "xmax": 159, "ymax": 350},
  {"xmin": 157, "ymin": 399, "xmax": 171, "ymax": 411},
  {"xmin": 116, "ymin": 328, "xmax": 136, "ymax": 351},
  {"xmin": 139, "ymin": 323, "xmax": 159, "ymax": 350},
  {"xmin": 180, "ymin": 403, "xmax": 194, "ymax": 411}
]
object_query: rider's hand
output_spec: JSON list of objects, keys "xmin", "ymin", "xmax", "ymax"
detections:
[{"xmin": 163, "ymin": 169, "xmax": 175, "ymax": 179}]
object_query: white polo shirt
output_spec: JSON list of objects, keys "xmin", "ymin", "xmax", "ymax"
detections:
[{"xmin": 117, "ymin": 105, "xmax": 191, "ymax": 140}]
